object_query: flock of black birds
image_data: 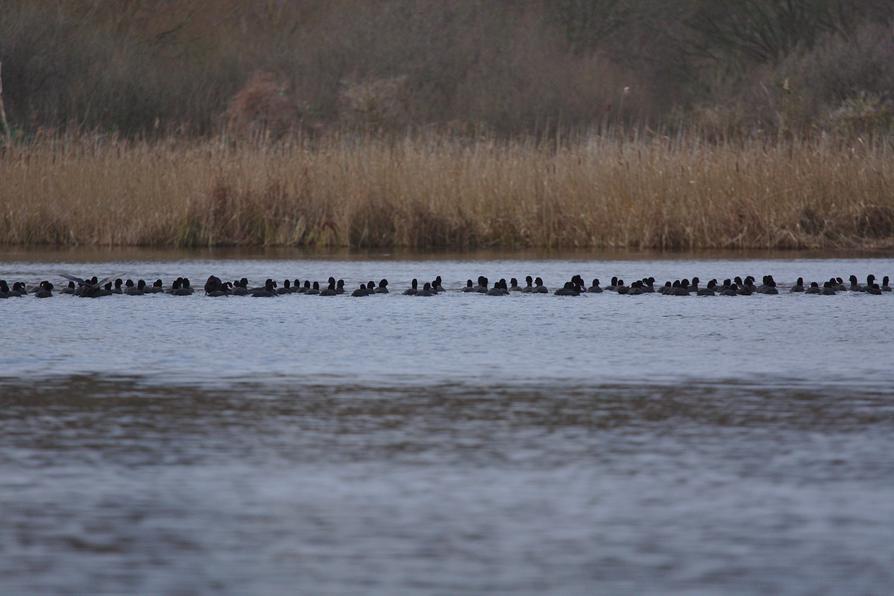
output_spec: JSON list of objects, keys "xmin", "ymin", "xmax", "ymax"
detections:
[{"xmin": 0, "ymin": 273, "xmax": 891, "ymax": 299}]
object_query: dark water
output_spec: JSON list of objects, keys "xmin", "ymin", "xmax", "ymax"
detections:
[{"xmin": 1, "ymin": 255, "xmax": 893, "ymax": 594}]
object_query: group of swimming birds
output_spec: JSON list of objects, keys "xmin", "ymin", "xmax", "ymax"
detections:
[{"xmin": 0, "ymin": 272, "xmax": 891, "ymax": 299}]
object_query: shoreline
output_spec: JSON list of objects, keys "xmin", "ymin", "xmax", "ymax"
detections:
[{"xmin": 3, "ymin": 245, "xmax": 894, "ymax": 263}]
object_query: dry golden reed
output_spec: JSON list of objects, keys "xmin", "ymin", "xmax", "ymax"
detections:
[{"xmin": 1, "ymin": 133, "xmax": 892, "ymax": 250}]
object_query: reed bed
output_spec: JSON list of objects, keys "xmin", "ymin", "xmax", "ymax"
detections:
[{"xmin": 1, "ymin": 133, "xmax": 892, "ymax": 249}]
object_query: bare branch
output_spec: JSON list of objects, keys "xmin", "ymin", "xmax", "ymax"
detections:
[{"xmin": 0, "ymin": 61, "xmax": 13, "ymax": 145}]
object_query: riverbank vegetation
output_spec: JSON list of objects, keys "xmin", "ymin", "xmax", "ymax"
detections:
[
  {"xmin": 1, "ymin": 1, "xmax": 892, "ymax": 139},
  {"xmin": 2, "ymin": 133, "xmax": 892, "ymax": 249},
  {"xmin": 1, "ymin": 2, "xmax": 893, "ymax": 249}
]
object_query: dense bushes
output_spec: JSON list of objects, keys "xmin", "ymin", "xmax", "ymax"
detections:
[{"xmin": 0, "ymin": 0, "xmax": 891, "ymax": 138}]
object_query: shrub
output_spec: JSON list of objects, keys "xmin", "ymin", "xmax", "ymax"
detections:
[
  {"xmin": 225, "ymin": 72, "xmax": 304, "ymax": 138},
  {"xmin": 338, "ymin": 76, "xmax": 409, "ymax": 132},
  {"xmin": 827, "ymin": 93, "xmax": 894, "ymax": 137}
]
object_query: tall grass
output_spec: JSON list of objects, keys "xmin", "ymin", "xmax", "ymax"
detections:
[{"xmin": 1, "ymin": 132, "xmax": 892, "ymax": 249}]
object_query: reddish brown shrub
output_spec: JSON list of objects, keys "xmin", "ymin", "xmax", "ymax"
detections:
[{"xmin": 225, "ymin": 71, "xmax": 302, "ymax": 138}]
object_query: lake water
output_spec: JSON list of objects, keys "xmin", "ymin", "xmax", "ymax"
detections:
[{"xmin": 2, "ymin": 252, "xmax": 893, "ymax": 594}]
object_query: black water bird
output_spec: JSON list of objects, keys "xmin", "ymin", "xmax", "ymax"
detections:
[
  {"xmin": 231, "ymin": 279, "xmax": 250, "ymax": 296},
  {"xmin": 404, "ymin": 279, "xmax": 419, "ymax": 296},
  {"xmin": 207, "ymin": 278, "xmax": 231, "ymax": 297},
  {"xmin": 720, "ymin": 279, "xmax": 737, "ymax": 296},
  {"xmin": 251, "ymin": 279, "xmax": 277, "ymax": 297},
  {"xmin": 83, "ymin": 278, "xmax": 106, "ymax": 298},
  {"xmin": 697, "ymin": 279, "xmax": 717, "ymax": 296},
  {"xmin": 124, "ymin": 279, "xmax": 144, "ymax": 296},
  {"xmin": 588, "ymin": 278, "xmax": 603, "ymax": 293},
  {"xmin": 204, "ymin": 275, "xmax": 223, "ymax": 295},
  {"xmin": 170, "ymin": 278, "xmax": 195, "ymax": 296},
  {"xmin": 205, "ymin": 275, "xmax": 230, "ymax": 298},
  {"xmin": 376, "ymin": 279, "xmax": 390, "ymax": 294},
  {"xmin": 276, "ymin": 279, "xmax": 292, "ymax": 295},
  {"xmin": 758, "ymin": 275, "xmax": 779, "ymax": 295},
  {"xmin": 34, "ymin": 281, "xmax": 54, "ymax": 298},
  {"xmin": 554, "ymin": 281, "xmax": 579, "ymax": 296},
  {"xmin": 60, "ymin": 274, "xmax": 114, "ymax": 298},
  {"xmin": 532, "ymin": 277, "xmax": 548, "ymax": 293},
  {"xmin": 320, "ymin": 279, "xmax": 337, "ymax": 296},
  {"xmin": 521, "ymin": 275, "xmax": 534, "ymax": 293},
  {"xmin": 671, "ymin": 279, "xmax": 690, "ymax": 296},
  {"xmin": 476, "ymin": 276, "xmax": 489, "ymax": 293},
  {"xmin": 487, "ymin": 279, "xmax": 508, "ymax": 296}
]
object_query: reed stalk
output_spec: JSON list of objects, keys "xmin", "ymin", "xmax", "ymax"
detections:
[{"xmin": 1, "ymin": 132, "xmax": 892, "ymax": 250}]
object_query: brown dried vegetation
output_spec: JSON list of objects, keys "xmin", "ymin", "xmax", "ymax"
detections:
[{"xmin": 1, "ymin": 133, "xmax": 892, "ymax": 249}]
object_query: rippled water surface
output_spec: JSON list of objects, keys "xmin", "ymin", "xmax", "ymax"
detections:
[{"xmin": 2, "ymin": 254, "xmax": 893, "ymax": 594}]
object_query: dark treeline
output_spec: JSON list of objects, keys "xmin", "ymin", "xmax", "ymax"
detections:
[{"xmin": 1, "ymin": 0, "xmax": 892, "ymax": 138}]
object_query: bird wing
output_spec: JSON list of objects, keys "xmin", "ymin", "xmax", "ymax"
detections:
[
  {"xmin": 96, "ymin": 274, "xmax": 125, "ymax": 287},
  {"xmin": 59, "ymin": 273, "xmax": 125, "ymax": 286},
  {"xmin": 59, "ymin": 273, "xmax": 86, "ymax": 284}
]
